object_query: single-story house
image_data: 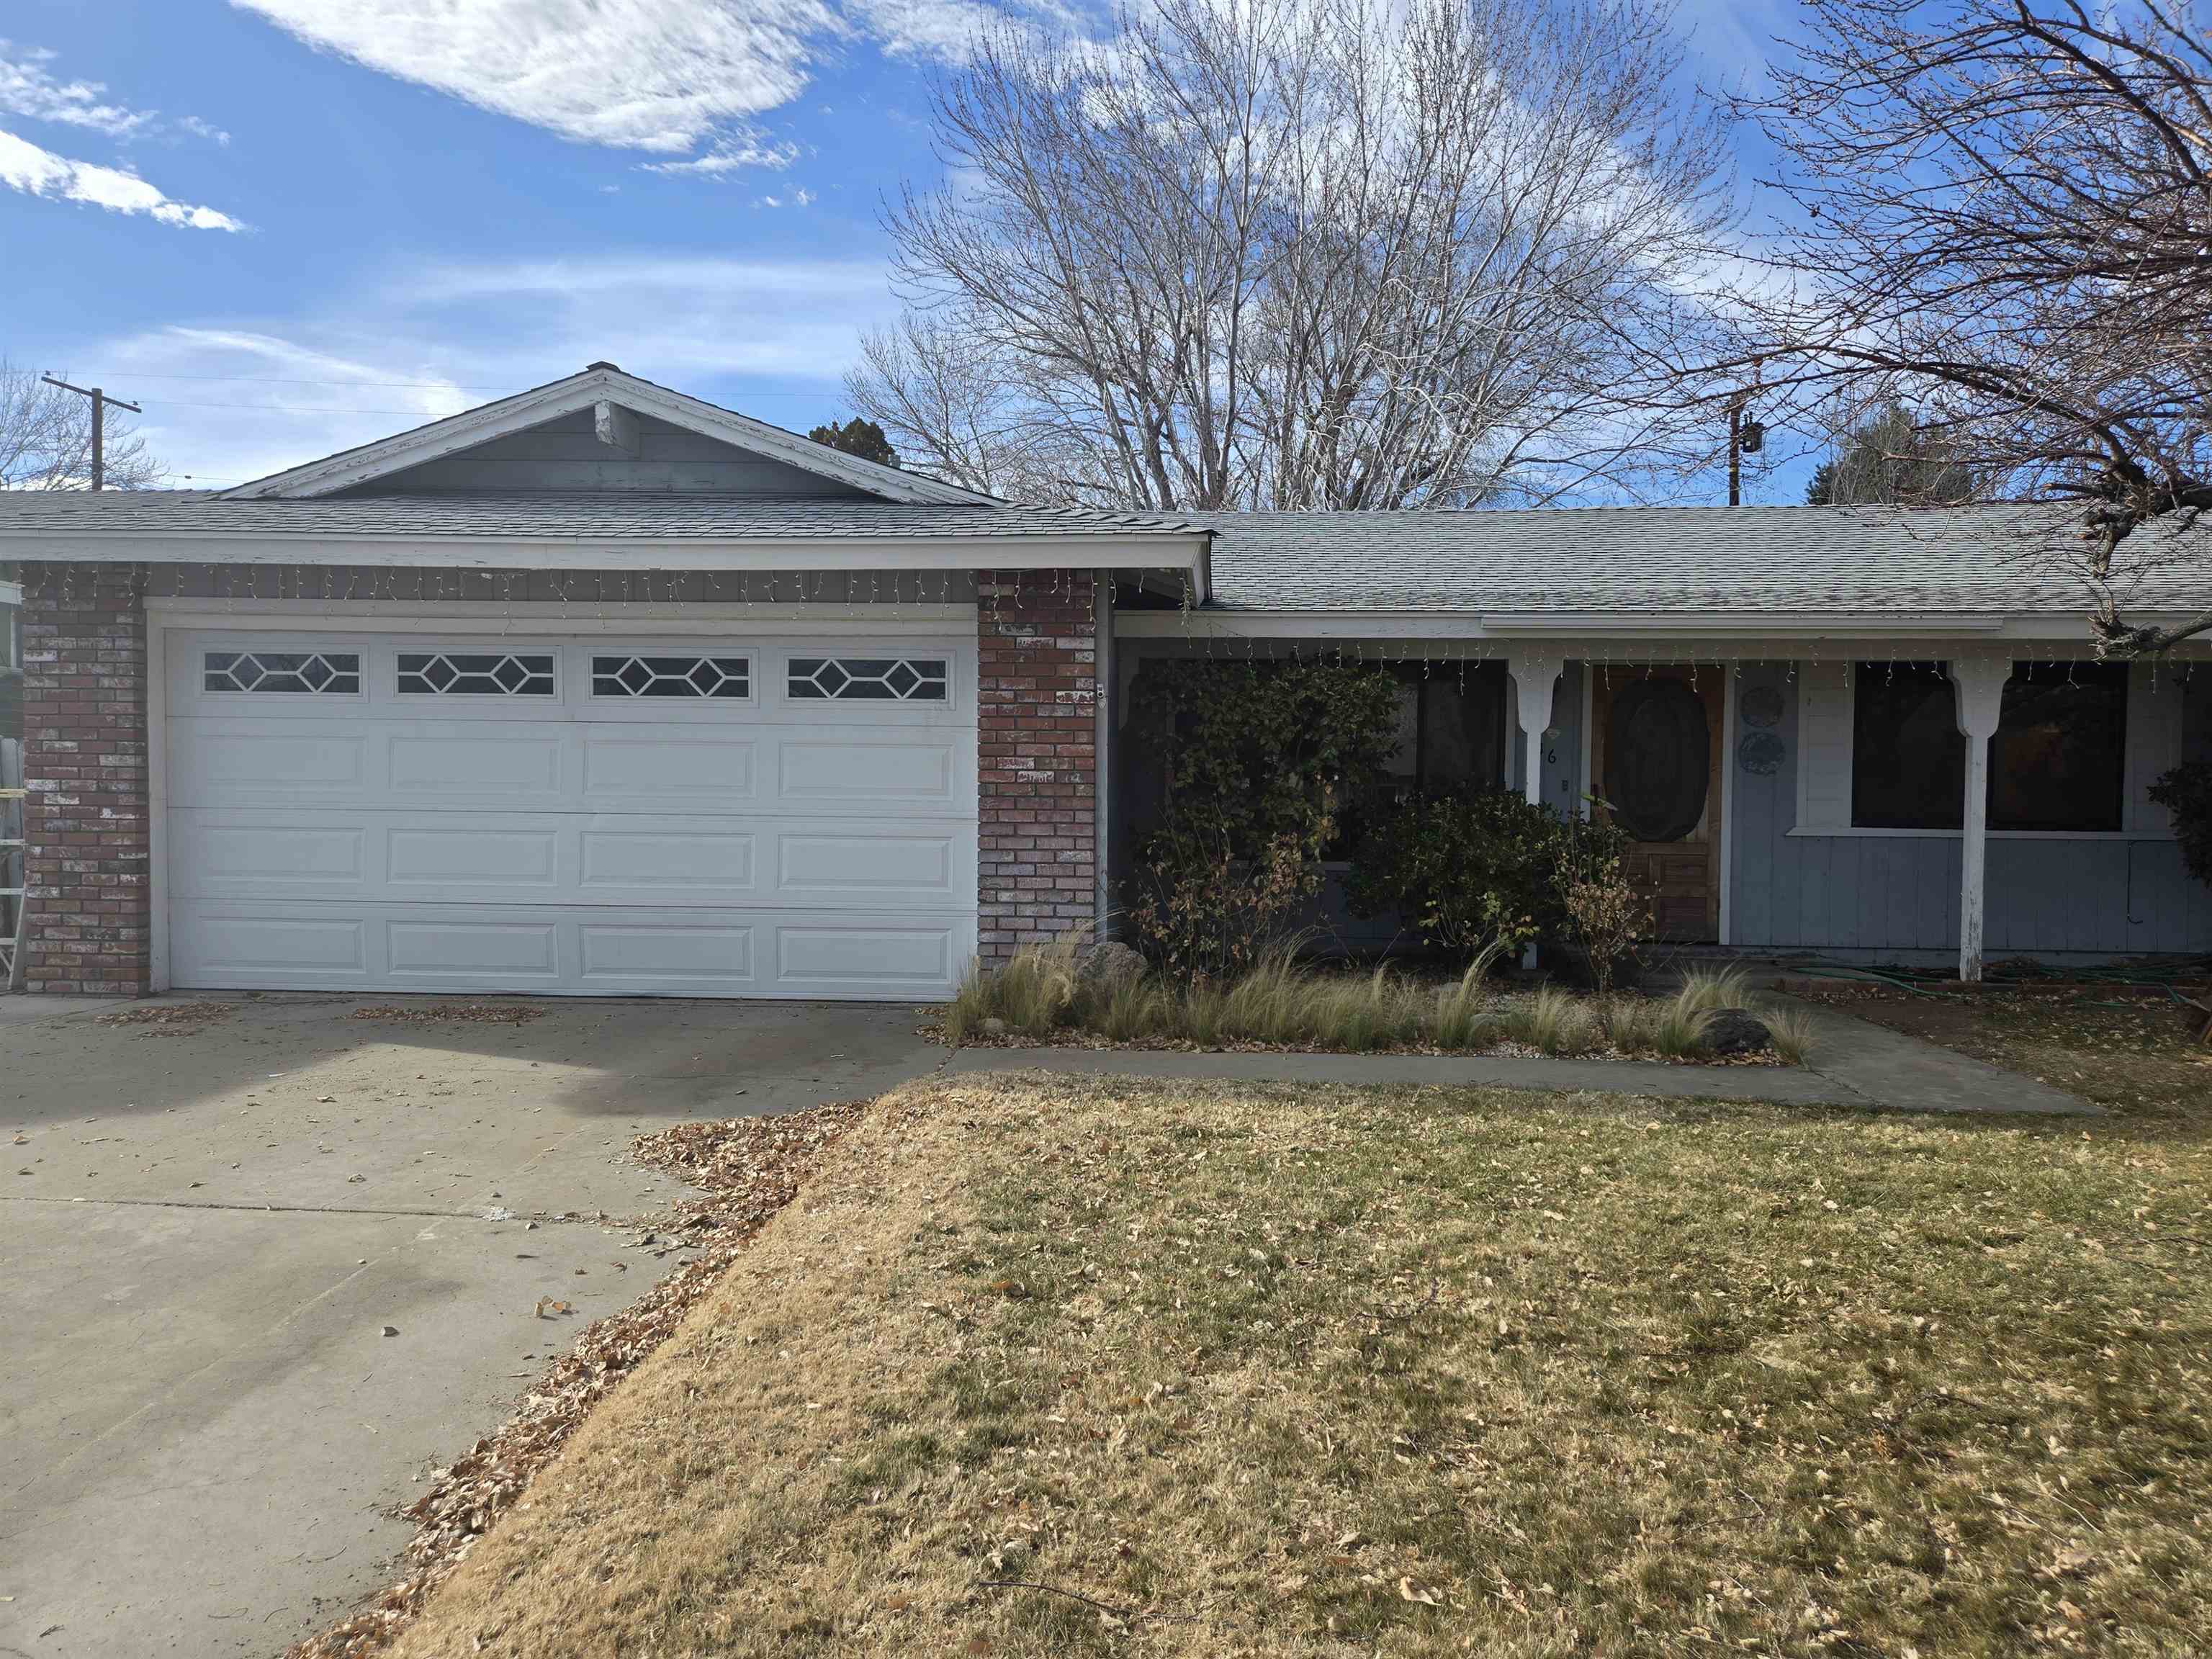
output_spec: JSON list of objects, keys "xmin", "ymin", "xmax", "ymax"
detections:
[{"xmin": 0, "ymin": 364, "xmax": 2205, "ymax": 1000}]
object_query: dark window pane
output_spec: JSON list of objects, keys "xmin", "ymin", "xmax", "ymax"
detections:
[
  {"xmin": 1991, "ymin": 662, "xmax": 2126, "ymax": 832},
  {"xmin": 1852, "ymin": 661, "xmax": 1964, "ymax": 829}
]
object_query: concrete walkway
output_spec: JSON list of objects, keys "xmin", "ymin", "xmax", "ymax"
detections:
[{"xmin": 945, "ymin": 993, "xmax": 2095, "ymax": 1116}]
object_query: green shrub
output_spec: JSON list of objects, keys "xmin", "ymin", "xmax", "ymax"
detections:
[
  {"xmin": 1346, "ymin": 787, "xmax": 1634, "ymax": 965},
  {"xmin": 2149, "ymin": 761, "xmax": 2212, "ymax": 888},
  {"xmin": 1124, "ymin": 658, "xmax": 1402, "ymax": 978}
]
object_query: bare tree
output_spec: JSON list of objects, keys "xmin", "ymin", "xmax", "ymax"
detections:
[
  {"xmin": 1, "ymin": 359, "xmax": 162, "ymax": 490},
  {"xmin": 848, "ymin": 0, "xmax": 1735, "ymax": 512},
  {"xmin": 1718, "ymin": 0, "xmax": 2212, "ymax": 652}
]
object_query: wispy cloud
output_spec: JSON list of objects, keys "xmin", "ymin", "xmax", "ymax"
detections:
[
  {"xmin": 230, "ymin": 0, "xmax": 1061, "ymax": 174},
  {"xmin": 0, "ymin": 128, "xmax": 244, "ymax": 230},
  {"xmin": 0, "ymin": 40, "xmax": 230, "ymax": 143},
  {"xmin": 642, "ymin": 135, "xmax": 800, "ymax": 176}
]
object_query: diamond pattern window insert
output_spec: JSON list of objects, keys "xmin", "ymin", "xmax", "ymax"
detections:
[
  {"xmin": 591, "ymin": 655, "xmax": 750, "ymax": 699},
  {"xmin": 204, "ymin": 650, "xmax": 360, "ymax": 694},
  {"xmin": 396, "ymin": 652, "xmax": 556, "ymax": 696},
  {"xmin": 786, "ymin": 657, "xmax": 949, "ymax": 701}
]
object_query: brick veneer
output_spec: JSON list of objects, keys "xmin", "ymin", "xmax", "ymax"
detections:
[
  {"xmin": 20, "ymin": 562, "xmax": 152, "ymax": 994},
  {"xmin": 978, "ymin": 570, "xmax": 1099, "ymax": 960}
]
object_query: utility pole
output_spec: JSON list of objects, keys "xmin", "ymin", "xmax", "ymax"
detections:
[{"xmin": 40, "ymin": 376, "xmax": 140, "ymax": 490}]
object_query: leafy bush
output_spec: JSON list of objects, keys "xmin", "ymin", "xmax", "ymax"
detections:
[
  {"xmin": 1346, "ymin": 786, "xmax": 1632, "ymax": 965},
  {"xmin": 2149, "ymin": 762, "xmax": 2212, "ymax": 888},
  {"xmin": 1124, "ymin": 658, "xmax": 1401, "ymax": 977}
]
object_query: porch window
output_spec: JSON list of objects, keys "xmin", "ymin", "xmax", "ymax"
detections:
[
  {"xmin": 1380, "ymin": 666, "xmax": 1507, "ymax": 799},
  {"xmin": 1849, "ymin": 660, "xmax": 2128, "ymax": 832}
]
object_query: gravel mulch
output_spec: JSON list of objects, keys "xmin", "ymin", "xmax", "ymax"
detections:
[{"xmin": 286, "ymin": 1097, "xmax": 869, "ymax": 1659}]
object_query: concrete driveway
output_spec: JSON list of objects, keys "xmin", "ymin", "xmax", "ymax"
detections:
[{"xmin": 0, "ymin": 994, "xmax": 942, "ymax": 1658}]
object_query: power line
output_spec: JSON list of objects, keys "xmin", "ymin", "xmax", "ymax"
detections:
[{"xmin": 86, "ymin": 372, "xmax": 837, "ymax": 399}]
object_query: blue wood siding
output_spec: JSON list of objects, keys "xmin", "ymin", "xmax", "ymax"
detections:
[{"xmin": 1727, "ymin": 661, "xmax": 2212, "ymax": 957}]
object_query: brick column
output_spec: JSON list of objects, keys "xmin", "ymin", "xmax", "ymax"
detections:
[
  {"xmin": 21, "ymin": 562, "xmax": 152, "ymax": 994},
  {"xmin": 978, "ymin": 570, "xmax": 1098, "ymax": 961}
]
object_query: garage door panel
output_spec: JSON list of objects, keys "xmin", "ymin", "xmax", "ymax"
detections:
[
  {"xmin": 777, "ymin": 832, "xmax": 958, "ymax": 902},
  {"xmin": 390, "ymin": 731, "xmax": 565, "ymax": 797},
  {"xmin": 580, "ymin": 732, "xmax": 757, "ymax": 804},
  {"xmin": 775, "ymin": 925, "xmax": 956, "ymax": 989},
  {"xmin": 179, "ymin": 910, "xmax": 370, "ymax": 979},
  {"xmin": 579, "ymin": 922, "xmax": 755, "ymax": 986},
  {"xmin": 174, "ymin": 822, "xmax": 368, "ymax": 888},
  {"xmin": 387, "ymin": 827, "xmax": 561, "ymax": 888},
  {"xmin": 778, "ymin": 737, "xmax": 961, "ymax": 804},
  {"xmin": 576, "ymin": 827, "xmax": 756, "ymax": 892},
  {"xmin": 185, "ymin": 728, "xmax": 369, "ymax": 796},
  {"xmin": 387, "ymin": 919, "xmax": 562, "ymax": 979}
]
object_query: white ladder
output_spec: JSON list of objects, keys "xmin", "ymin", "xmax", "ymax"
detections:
[{"xmin": 1, "ymin": 737, "xmax": 24, "ymax": 992}]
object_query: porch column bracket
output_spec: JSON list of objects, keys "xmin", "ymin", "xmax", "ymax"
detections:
[
  {"xmin": 1506, "ymin": 652, "xmax": 1563, "ymax": 809},
  {"xmin": 1948, "ymin": 657, "xmax": 2009, "ymax": 984}
]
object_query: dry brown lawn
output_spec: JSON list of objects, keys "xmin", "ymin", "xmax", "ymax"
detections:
[{"xmin": 387, "ymin": 1074, "xmax": 2211, "ymax": 1658}]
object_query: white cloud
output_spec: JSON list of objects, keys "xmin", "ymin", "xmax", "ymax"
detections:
[
  {"xmin": 0, "ymin": 128, "xmax": 244, "ymax": 230},
  {"xmin": 0, "ymin": 40, "xmax": 230, "ymax": 143},
  {"xmin": 642, "ymin": 134, "xmax": 800, "ymax": 176},
  {"xmin": 230, "ymin": 0, "xmax": 1066, "ymax": 173},
  {"xmin": 232, "ymin": 0, "xmax": 840, "ymax": 151},
  {"xmin": 0, "ymin": 41, "xmax": 150, "ymax": 137}
]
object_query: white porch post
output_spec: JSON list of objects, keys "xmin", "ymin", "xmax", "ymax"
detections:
[
  {"xmin": 1948, "ymin": 657, "xmax": 2009, "ymax": 983},
  {"xmin": 1507, "ymin": 652, "xmax": 1563, "ymax": 809}
]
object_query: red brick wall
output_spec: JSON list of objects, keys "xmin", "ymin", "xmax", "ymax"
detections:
[
  {"xmin": 20, "ymin": 562, "xmax": 152, "ymax": 995},
  {"xmin": 978, "ymin": 570, "xmax": 1099, "ymax": 960}
]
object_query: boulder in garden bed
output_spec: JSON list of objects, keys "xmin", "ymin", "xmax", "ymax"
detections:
[
  {"xmin": 1076, "ymin": 940, "xmax": 1146, "ymax": 993},
  {"xmin": 1702, "ymin": 1009, "xmax": 1773, "ymax": 1057}
]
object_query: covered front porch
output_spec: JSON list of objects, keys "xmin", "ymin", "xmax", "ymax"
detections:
[{"xmin": 1110, "ymin": 612, "xmax": 2212, "ymax": 979}]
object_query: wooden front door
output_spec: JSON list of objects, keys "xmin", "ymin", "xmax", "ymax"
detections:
[{"xmin": 1589, "ymin": 665, "xmax": 1724, "ymax": 943}]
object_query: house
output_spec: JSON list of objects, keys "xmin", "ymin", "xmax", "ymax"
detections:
[{"xmin": 0, "ymin": 365, "xmax": 2204, "ymax": 1000}]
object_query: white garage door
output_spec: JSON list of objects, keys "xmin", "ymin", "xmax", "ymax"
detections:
[{"xmin": 162, "ymin": 629, "xmax": 979, "ymax": 999}]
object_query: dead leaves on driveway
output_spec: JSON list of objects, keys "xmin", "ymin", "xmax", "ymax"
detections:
[{"xmin": 287, "ymin": 1096, "xmax": 867, "ymax": 1659}]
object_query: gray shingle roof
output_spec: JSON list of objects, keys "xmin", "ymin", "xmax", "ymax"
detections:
[
  {"xmin": 1197, "ymin": 504, "xmax": 2211, "ymax": 615},
  {"xmin": 0, "ymin": 490, "xmax": 1195, "ymax": 541}
]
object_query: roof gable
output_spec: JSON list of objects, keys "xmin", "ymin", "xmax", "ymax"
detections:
[{"xmin": 220, "ymin": 364, "xmax": 994, "ymax": 506}]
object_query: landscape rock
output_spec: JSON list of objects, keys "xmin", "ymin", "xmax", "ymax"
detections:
[
  {"xmin": 1702, "ymin": 1008, "xmax": 1774, "ymax": 1057},
  {"xmin": 1076, "ymin": 940, "xmax": 1147, "ymax": 992},
  {"xmin": 979, "ymin": 1017, "xmax": 1010, "ymax": 1038}
]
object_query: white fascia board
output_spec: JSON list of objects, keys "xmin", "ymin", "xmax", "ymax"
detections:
[
  {"xmin": 220, "ymin": 367, "xmax": 998, "ymax": 507},
  {"xmin": 144, "ymin": 599, "xmax": 980, "ymax": 634},
  {"xmin": 1115, "ymin": 608, "xmax": 2209, "ymax": 647},
  {"xmin": 4, "ymin": 531, "xmax": 1210, "ymax": 575}
]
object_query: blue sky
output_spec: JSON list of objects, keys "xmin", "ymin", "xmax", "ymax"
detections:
[{"xmin": 1, "ymin": 0, "xmax": 1804, "ymax": 496}]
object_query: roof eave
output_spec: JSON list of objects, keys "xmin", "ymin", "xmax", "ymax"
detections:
[{"xmin": 0, "ymin": 526, "xmax": 1211, "ymax": 577}]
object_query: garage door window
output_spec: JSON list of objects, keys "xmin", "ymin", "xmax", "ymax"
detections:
[
  {"xmin": 592, "ymin": 654, "xmax": 750, "ymax": 699},
  {"xmin": 396, "ymin": 652, "xmax": 556, "ymax": 697},
  {"xmin": 788, "ymin": 656, "xmax": 948, "ymax": 701},
  {"xmin": 203, "ymin": 649, "xmax": 360, "ymax": 694}
]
